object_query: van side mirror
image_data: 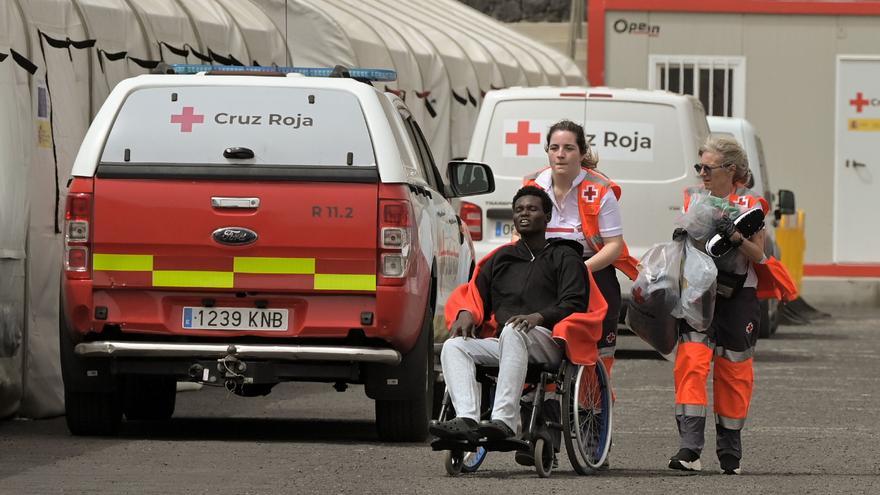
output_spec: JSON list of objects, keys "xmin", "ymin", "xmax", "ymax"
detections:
[
  {"xmin": 775, "ymin": 189, "xmax": 796, "ymax": 219},
  {"xmin": 447, "ymin": 161, "xmax": 495, "ymax": 197}
]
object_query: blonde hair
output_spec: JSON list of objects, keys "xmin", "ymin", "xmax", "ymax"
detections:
[
  {"xmin": 582, "ymin": 146, "xmax": 598, "ymax": 169},
  {"xmin": 699, "ymin": 136, "xmax": 751, "ymax": 185}
]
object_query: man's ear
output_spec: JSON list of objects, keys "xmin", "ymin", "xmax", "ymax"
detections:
[{"xmin": 544, "ymin": 212, "xmax": 552, "ymax": 223}]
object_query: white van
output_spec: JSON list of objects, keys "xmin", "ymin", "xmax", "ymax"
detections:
[
  {"xmin": 707, "ymin": 116, "xmax": 797, "ymax": 337},
  {"xmin": 464, "ymin": 86, "xmax": 709, "ymax": 264}
]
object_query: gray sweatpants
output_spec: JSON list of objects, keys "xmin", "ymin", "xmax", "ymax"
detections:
[{"xmin": 440, "ymin": 324, "xmax": 563, "ymax": 433}]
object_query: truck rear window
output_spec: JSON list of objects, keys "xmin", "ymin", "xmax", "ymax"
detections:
[{"xmin": 100, "ymin": 86, "xmax": 376, "ymax": 170}]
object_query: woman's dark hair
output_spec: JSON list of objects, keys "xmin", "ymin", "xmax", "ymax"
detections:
[
  {"xmin": 513, "ymin": 185, "xmax": 552, "ymax": 215},
  {"xmin": 545, "ymin": 119, "xmax": 598, "ymax": 168}
]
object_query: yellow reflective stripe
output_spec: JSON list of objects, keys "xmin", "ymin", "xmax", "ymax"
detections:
[
  {"xmin": 93, "ymin": 254, "xmax": 153, "ymax": 271},
  {"xmin": 233, "ymin": 257, "xmax": 315, "ymax": 274},
  {"xmin": 152, "ymin": 270, "xmax": 234, "ymax": 288},
  {"xmin": 314, "ymin": 274, "xmax": 376, "ymax": 291}
]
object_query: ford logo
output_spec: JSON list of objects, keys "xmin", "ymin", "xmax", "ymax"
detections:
[{"xmin": 212, "ymin": 227, "xmax": 258, "ymax": 246}]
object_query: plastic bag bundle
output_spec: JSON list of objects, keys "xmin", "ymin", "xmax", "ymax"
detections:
[
  {"xmin": 679, "ymin": 238, "xmax": 717, "ymax": 331},
  {"xmin": 677, "ymin": 192, "xmax": 741, "ymax": 244},
  {"xmin": 626, "ymin": 240, "xmax": 683, "ymax": 355}
]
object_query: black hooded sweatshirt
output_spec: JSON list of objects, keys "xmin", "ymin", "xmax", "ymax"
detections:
[{"xmin": 474, "ymin": 238, "xmax": 589, "ymax": 329}]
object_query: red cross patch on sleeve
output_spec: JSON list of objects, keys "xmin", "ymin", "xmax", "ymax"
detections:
[{"xmin": 582, "ymin": 185, "xmax": 599, "ymax": 203}]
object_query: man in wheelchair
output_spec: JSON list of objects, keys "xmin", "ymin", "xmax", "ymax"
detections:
[{"xmin": 430, "ymin": 186, "xmax": 596, "ymax": 444}]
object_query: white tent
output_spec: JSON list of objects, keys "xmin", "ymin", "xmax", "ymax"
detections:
[
  {"xmin": 0, "ymin": 0, "xmax": 32, "ymax": 419},
  {"xmin": 18, "ymin": 0, "xmax": 95, "ymax": 418},
  {"xmin": 127, "ymin": 0, "xmax": 202, "ymax": 65},
  {"xmin": 74, "ymin": 0, "xmax": 154, "ymax": 117},
  {"xmin": 308, "ymin": 1, "xmax": 429, "ymax": 148},
  {"xmin": 214, "ymin": 0, "xmax": 288, "ymax": 67},
  {"xmin": 438, "ymin": 0, "xmax": 584, "ymax": 85},
  {"xmin": 175, "ymin": 0, "xmax": 249, "ymax": 66}
]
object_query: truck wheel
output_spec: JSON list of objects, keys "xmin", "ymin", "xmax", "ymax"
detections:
[
  {"xmin": 375, "ymin": 307, "xmax": 434, "ymax": 442},
  {"xmin": 60, "ymin": 322, "xmax": 122, "ymax": 435},
  {"xmin": 123, "ymin": 375, "xmax": 177, "ymax": 421}
]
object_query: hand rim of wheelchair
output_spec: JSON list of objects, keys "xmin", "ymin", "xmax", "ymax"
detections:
[{"xmin": 561, "ymin": 359, "xmax": 613, "ymax": 474}]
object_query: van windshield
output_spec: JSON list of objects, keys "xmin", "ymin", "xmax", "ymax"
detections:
[
  {"xmin": 100, "ymin": 86, "xmax": 376, "ymax": 168},
  {"xmin": 481, "ymin": 99, "xmax": 689, "ymax": 182}
]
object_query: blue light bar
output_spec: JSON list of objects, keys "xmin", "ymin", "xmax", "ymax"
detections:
[{"xmin": 168, "ymin": 64, "xmax": 397, "ymax": 81}]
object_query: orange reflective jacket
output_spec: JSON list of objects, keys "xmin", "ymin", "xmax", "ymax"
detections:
[
  {"xmin": 683, "ymin": 185, "xmax": 798, "ymax": 302},
  {"xmin": 525, "ymin": 167, "xmax": 640, "ymax": 280}
]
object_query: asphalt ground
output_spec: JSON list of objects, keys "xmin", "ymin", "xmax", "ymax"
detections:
[{"xmin": 1, "ymin": 305, "xmax": 878, "ymax": 494}]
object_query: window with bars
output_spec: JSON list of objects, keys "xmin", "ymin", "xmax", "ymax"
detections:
[{"xmin": 647, "ymin": 56, "xmax": 746, "ymax": 117}]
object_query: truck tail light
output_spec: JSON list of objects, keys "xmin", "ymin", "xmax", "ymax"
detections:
[
  {"xmin": 378, "ymin": 198, "xmax": 415, "ymax": 286},
  {"xmin": 64, "ymin": 189, "xmax": 93, "ymax": 280},
  {"xmin": 459, "ymin": 201, "xmax": 483, "ymax": 241}
]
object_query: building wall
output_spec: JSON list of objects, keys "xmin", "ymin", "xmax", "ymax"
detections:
[{"xmin": 604, "ymin": 11, "xmax": 880, "ymax": 264}]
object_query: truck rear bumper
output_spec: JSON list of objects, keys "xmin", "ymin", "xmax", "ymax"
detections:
[{"xmin": 75, "ymin": 341, "xmax": 401, "ymax": 365}]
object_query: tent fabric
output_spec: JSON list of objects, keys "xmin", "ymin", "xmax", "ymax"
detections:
[
  {"xmin": 0, "ymin": 0, "xmax": 31, "ymax": 419},
  {"xmin": 126, "ymin": 0, "xmax": 201, "ymax": 65},
  {"xmin": 75, "ymin": 0, "xmax": 153, "ymax": 117},
  {"xmin": 174, "ymin": 0, "xmax": 249, "ymax": 66},
  {"xmin": 363, "ymin": 0, "xmax": 480, "ymax": 160},
  {"xmin": 254, "ymin": 0, "xmax": 358, "ymax": 68},
  {"xmin": 213, "ymin": 0, "xmax": 288, "ymax": 67},
  {"xmin": 19, "ymin": 0, "xmax": 94, "ymax": 418}
]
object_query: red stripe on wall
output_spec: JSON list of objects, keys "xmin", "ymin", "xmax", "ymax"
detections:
[
  {"xmin": 153, "ymin": 256, "xmax": 233, "ymax": 271},
  {"xmin": 804, "ymin": 264, "xmax": 880, "ymax": 278},
  {"xmin": 587, "ymin": 0, "xmax": 880, "ymax": 87},
  {"xmin": 315, "ymin": 258, "xmax": 376, "ymax": 275}
]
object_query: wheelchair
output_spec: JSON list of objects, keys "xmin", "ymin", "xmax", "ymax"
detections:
[{"xmin": 431, "ymin": 359, "xmax": 612, "ymax": 478}]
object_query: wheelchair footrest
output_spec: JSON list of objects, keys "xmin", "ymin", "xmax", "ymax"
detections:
[{"xmin": 431, "ymin": 437, "xmax": 529, "ymax": 453}]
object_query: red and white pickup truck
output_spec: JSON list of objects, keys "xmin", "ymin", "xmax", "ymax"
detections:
[{"xmin": 60, "ymin": 66, "xmax": 494, "ymax": 441}]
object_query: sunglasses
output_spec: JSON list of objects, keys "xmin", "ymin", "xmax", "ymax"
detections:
[{"xmin": 693, "ymin": 163, "xmax": 730, "ymax": 174}]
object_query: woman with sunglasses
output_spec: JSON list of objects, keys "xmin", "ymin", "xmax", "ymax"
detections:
[
  {"xmin": 521, "ymin": 120, "xmax": 639, "ymax": 445},
  {"xmin": 668, "ymin": 136, "xmax": 770, "ymax": 475}
]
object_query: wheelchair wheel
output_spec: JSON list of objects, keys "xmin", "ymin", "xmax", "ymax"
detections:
[
  {"xmin": 461, "ymin": 446, "xmax": 487, "ymax": 473},
  {"xmin": 533, "ymin": 436, "xmax": 554, "ymax": 478},
  {"xmin": 561, "ymin": 360, "xmax": 613, "ymax": 475},
  {"xmin": 444, "ymin": 450, "xmax": 464, "ymax": 476}
]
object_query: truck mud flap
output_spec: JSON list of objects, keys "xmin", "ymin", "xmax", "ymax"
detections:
[{"xmin": 363, "ymin": 307, "xmax": 432, "ymax": 401}]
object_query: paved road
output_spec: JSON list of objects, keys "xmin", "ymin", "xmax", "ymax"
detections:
[{"xmin": 1, "ymin": 305, "xmax": 878, "ymax": 494}]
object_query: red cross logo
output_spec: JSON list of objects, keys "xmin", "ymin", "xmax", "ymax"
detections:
[
  {"xmin": 745, "ymin": 322, "xmax": 754, "ymax": 334},
  {"xmin": 850, "ymin": 92, "xmax": 870, "ymax": 113},
  {"xmin": 170, "ymin": 106, "xmax": 205, "ymax": 132},
  {"xmin": 737, "ymin": 196, "xmax": 749, "ymax": 206},
  {"xmin": 506, "ymin": 120, "xmax": 541, "ymax": 156},
  {"xmin": 582, "ymin": 185, "xmax": 598, "ymax": 202}
]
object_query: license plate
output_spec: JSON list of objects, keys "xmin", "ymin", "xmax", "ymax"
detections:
[
  {"xmin": 493, "ymin": 221, "xmax": 516, "ymax": 240},
  {"xmin": 182, "ymin": 307, "xmax": 289, "ymax": 331}
]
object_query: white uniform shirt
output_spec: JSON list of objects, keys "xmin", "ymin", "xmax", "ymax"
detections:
[{"xmin": 534, "ymin": 168, "xmax": 623, "ymax": 257}]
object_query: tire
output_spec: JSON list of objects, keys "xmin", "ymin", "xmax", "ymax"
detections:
[
  {"xmin": 533, "ymin": 436, "xmax": 554, "ymax": 478},
  {"xmin": 60, "ymin": 322, "xmax": 122, "ymax": 435},
  {"xmin": 123, "ymin": 375, "xmax": 177, "ymax": 421},
  {"xmin": 562, "ymin": 361, "xmax": 613, "ymax": 475},
  {"xmin": 375, "ymin": 306, "xmax": 434, "ymax": 442},
  {"xmin": 444, "ymin": 450, "xmax": 464, "ymax": 476}
]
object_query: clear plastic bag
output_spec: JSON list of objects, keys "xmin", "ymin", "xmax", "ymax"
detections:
[
  {"xmin": 626, "ymin": 240, "xmax": 683, "ymax": 354},
  {"xmin": 676, "ymin": 191, "xmax": 741, "ymax": 244},
  {"xmin": 679, "ymin": 237, "xmax": 718, "ymax": 331}
]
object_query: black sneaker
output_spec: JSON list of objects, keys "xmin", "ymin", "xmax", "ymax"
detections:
[
  {"xmin": 428, "ymin": 417, "xmax": 479, "ymax": 440},
  {"xmin": 719, "ymin": 454, "xmax": 742, "ymax": 475},
  {"xmin": 668, "ymin": 448, "xmax": 702, "ymax": 472}
]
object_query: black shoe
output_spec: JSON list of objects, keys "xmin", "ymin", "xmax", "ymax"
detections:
[
  {"xmin": 476, "ymin": 419, "xmax": 516, "ymax": 441},
  {"xmin": 428, "ymin": 417, "xmax": 479, "ymax": 440},
  {"xmin": 668, "ymin": 448, "xmax": 702, "ymax": 472},
  {"xmin": 719, "ymin": 454, "xmax": 741, "ymax": 475},
  {"xmin": 514, "ymin": 450, "xmax": 534, "ymax": 467},
  {"xmin": 706, "ymin": 207, "xmax": 765, "ymax": 258}
]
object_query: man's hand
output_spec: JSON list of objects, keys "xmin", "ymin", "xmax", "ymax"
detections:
[
  {"xmin": 505, "ymin": 313, "xmax": 544, "ymax": 333},
  {"xmin": 450, "ymin": 311, "xmax": 477, "ymax": 339}
]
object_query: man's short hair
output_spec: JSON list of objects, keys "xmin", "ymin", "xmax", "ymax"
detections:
[{"xmin": 513, "ymin": 186, "xmax": 552, "ymax": 215}]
